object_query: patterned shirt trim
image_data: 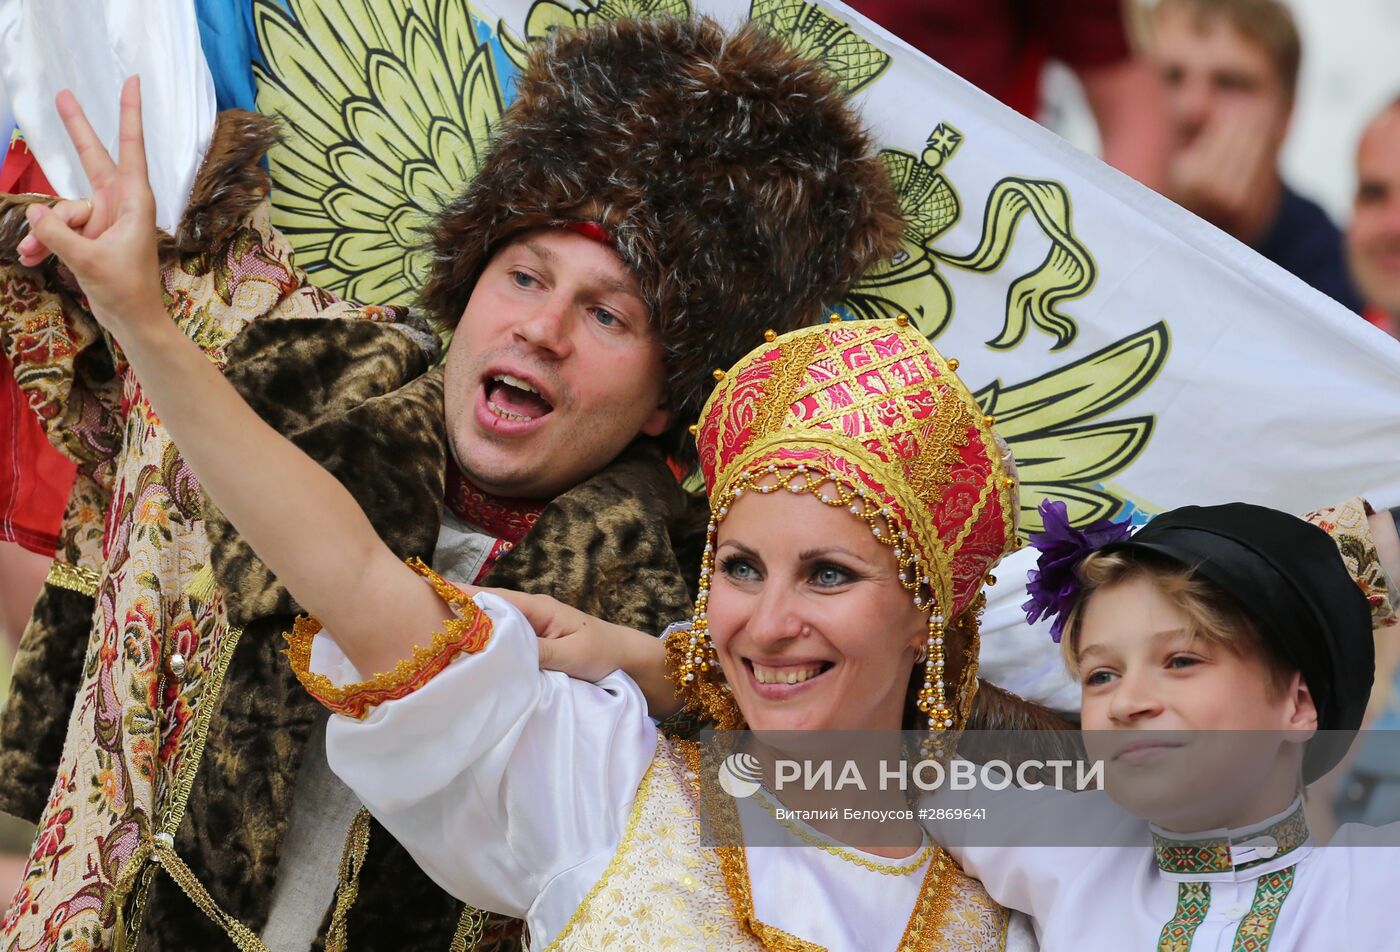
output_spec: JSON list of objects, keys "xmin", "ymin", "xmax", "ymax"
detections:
[
  {"xmin": 1157, "ymin": 881, "xmax": 1210, "ymax": 952},
  {"xmin": 1231, "ymin": 867, "xmax": 1296, "ymax": 952},
  {"xmin": 1152, "ymin": 802, "xmax": 1308, "ymax": 876}
]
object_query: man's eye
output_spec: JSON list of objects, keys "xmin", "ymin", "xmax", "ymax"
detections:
[
  {"xmin": 593, "ymin": 307, "xmax": 620, "ymax": 327},
  {"xmin": 1215, "ymin": 72, "xmax": 1258, "ymax": 95},
  {"xmin": 1357, "ymin": 183, "xmax": 1388, "ymax": 206},
  {"xmin": 511, "ymin": 271, "xmax": 538, "ymax": 288}
]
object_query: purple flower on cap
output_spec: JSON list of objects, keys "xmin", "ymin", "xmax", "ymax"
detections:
[{"xmin": 1023, "ymin": 499, "xmax": 1134, "ymax": 643}]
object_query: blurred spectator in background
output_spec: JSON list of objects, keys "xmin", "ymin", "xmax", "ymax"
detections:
[
  {"xmin": 0, "ymin": 544, "xmax": 45, "ymax": 656},
  {"xmin": 1347, "ymin": 97, "xmax": 1400, "ymax": 339},
  {"xmin": 1149, "ymin": 0, "xmax": 1363, "ymax": 311},
  {"xmin": 848, "ymin": 0, "xmax": 1170, "ymax": 190}
]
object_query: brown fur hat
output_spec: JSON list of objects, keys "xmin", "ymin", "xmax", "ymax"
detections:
[{"xmin": 420, "ymin": 16, "xmax": 903, "ymax": 448}]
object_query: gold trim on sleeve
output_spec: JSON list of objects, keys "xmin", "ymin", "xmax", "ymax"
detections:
[
  {"xmin": 46, "ymin": 559, "xmax": 100, "ymax": 597},
  {"xmin": 283, "ymin": 557, "xmax": 493, "ymax": 719}
]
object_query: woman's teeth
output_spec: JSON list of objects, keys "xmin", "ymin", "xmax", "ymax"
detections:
[{"xmin": 752, "ymin": 662, "xmax": 823, "ymax": 685}]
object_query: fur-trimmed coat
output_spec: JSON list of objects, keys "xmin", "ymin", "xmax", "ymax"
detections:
[{"xmin": 0, "ymin": 112, "xmax": 699, "ymax": 952}]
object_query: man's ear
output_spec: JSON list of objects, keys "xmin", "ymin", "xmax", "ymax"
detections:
[
  {"xmin": 640, "ymin": 398, "xmax": 672, "ymax": 438},
  {"xmin": 1283, "ymin": 671, "xmax": 1318, "ymax": 733}
]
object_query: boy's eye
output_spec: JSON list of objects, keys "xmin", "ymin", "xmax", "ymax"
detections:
[
  {"xmin": 719, "ymin": 555, "xmax": 760, "ymax": 582},
  {"xmin": 1166, "ymin": 654, "xmax": 1201, "ymax": 670},
  {"xmin": 1083, "ymin": 669, "xmax": 1116, "ymax": 687},
  {"xmin": 811, "ymin": 563, "xmax": 853, "ymax": 587}
]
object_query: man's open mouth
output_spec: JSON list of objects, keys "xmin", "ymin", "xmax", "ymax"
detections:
[{"xmin": 484, "ymin": 373, "xmax": 554, "ymax": 422}]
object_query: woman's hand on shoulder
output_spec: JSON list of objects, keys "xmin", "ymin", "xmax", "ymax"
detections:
[
  {"xmin": 466, "ymin": 586, "xmax": 644, "ymax": 683},
  {"xmin": 465, "ymin": 585, "xmax": 680, "ymax": 716}
]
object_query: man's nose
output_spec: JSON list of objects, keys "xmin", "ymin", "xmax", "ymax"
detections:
[
  {"xmin": 1170, "ymin": 76, "xmax": 1211, "ymax": 133},
  {"xmin": 513, "ymin": 295, "xmax": 574, "ymax": 358},
  {"xmin": 1380, "ymin": 196, "xmax": 1400, "ymax": 235}
]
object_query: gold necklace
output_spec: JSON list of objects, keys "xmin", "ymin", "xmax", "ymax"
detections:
[{"xmin": 749, "ymin": 788, "xmax": 934, "ymax": 877}]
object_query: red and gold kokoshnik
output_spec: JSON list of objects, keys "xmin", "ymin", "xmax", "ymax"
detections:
[{"xmin": 673, "ymin": 317, "xmax": 1019, "ymax": 733}]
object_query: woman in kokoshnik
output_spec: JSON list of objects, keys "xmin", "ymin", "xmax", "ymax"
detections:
[
  {"xmin": 21, "ymin": 73, "xmax": 1033, "ymax": 952},
  {"xmin": 315, "ymin": 308, "xmax": 1037, "ymax": 946},
  {"xmin": 286, "ymin": 315, "xmax": 1031, "ymax": 950}
]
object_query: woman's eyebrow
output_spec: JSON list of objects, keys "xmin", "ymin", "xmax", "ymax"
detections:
[{"xmin": 797, "ymin": 545, "xmax": 867, "ymax": 563}]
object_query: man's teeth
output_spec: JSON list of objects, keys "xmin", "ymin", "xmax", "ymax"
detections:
[
  {"xmin": 494, "ymin": 373, "xmax": 539, "ymax": 395},
  {"xmin": 487, "ymin": 401, "xmax": 531, "ymax": 421},
  {"xmin": 752, "ymin": 663, "xmax": 824, "ymax": 685}
]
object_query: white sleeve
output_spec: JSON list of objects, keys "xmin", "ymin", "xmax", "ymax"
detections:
[
  {"xmin": 0, "ymin": 0, "xmax": 215, "ymax": 228},
  {"xmin": 977, "ymin": 547, "xmax": 1081, "ymax": 712},
  {"xmin": 318, "ymin": 592, "xmax": 659, "ymax": 917},
  {"xmin": 922, "ymin": 760, "xmax": 1138, "ymax": 916}
]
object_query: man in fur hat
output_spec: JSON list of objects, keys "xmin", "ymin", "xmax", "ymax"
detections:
[{"xmin": 0, "ymin": 18, "xmax": 907, "ymax": 951}]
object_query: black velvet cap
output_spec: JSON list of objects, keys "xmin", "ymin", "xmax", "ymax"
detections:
[{"xmin": 1100, "ymin": 502, "xmax": 1374, "ymax": 781}]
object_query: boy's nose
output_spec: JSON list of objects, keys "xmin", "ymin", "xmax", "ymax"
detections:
[{"xmin": 1108, "ymin": 671, "xmax": 1165, "ymax": 725}]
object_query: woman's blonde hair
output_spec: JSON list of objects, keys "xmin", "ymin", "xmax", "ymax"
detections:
[{"xmin": 1060, "ymin": 549, "xmax": 1294, "ymax": 694}]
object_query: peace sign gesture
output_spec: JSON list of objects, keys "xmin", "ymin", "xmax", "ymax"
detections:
[{"xmin": 17, "ymin": 76, "xmax": 164, "ymax": 338}]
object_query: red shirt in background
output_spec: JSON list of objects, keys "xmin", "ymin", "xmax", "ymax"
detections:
[
  {"xmin": 0, "ymin": 136, "xmax": 75, "ymax": 556},
  {"xmin": 847, "ymin": 0, "xmax": 1134, "ymax": 117},
  {"xmin": 1364, "ymin": 306, "xmax": 1399, "ymax": 339}
]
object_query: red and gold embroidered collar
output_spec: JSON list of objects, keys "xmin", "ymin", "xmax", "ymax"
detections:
[{"xmin": 443, "ymin": 461, "xmax": 548, "ymax": 582}]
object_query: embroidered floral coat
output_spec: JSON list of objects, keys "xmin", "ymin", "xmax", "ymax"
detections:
[{"xmin": 0, "ymin": 112, "xmax": 700, "ymax": 952}]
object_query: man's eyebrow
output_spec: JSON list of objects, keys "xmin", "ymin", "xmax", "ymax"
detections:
[
  {"xmin": 591, "ymin": 270, "xmax": 638, "ymax": 297},
  {"xmin": 521, "ymin": 240, "xmax": 556, "ymax": 264}
]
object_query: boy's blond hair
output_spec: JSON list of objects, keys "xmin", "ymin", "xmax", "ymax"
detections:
[{"xmin": 1060, "ymin": 549, "xmax": 1295, "ymax": 694}]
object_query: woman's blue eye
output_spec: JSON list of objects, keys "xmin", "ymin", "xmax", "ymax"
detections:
[
  {"xmin": 720, "ymin": 556, "xmax": 759, "ymax": 581},
  {"xmin": 812, "ymin": 564, "xmax": 852, "ymax": 587}
]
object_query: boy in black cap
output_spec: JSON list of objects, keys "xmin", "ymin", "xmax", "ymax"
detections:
[{"xmin": 933, "ymin": 500, "xmax": 1400, "ymax": 950}]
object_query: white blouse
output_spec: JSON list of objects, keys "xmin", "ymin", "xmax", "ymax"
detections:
[
  {"xmin": 314, "ymin": 594, "xmax": 1033, "ymax": 950},
  {"xmin": 926, "ymin": 781, "xmax": 1400, "ymax": 950}
]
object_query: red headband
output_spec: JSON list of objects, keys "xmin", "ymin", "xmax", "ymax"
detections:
[{"xmin": 564, "ymin": 220, "xmax": 611, "ymax": 246}]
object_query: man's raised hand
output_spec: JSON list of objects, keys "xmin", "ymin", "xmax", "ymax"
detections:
[{"xmin": 18, "ymin": 76, "xmax": 164, "ymax": 337}]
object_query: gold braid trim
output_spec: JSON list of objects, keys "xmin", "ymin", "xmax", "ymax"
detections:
[
  {"xmin": 324, "ymin": 808, "xmax": 372, "ymax": 952},
  {"xmin": 112, "ymin": 837, "xmax": 272, "ymax": 952},
  {"xmin": 447, "ymin": 904, "xmax": 490, "ymax": 952},
  {"xmin": 46, "ymin": 559, "xmax": 99, "ymax": 597},
  {"xmin": 284, "ymin": 557, "xmax": 492, "ymax": 719}
]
